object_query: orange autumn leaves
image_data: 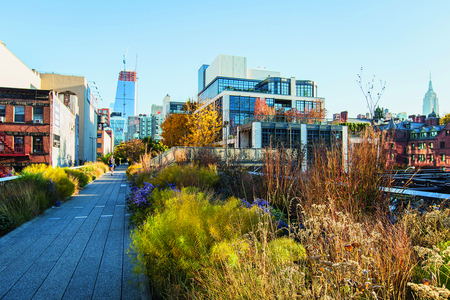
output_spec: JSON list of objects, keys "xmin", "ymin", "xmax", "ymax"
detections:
[{"xmin": 254, "ymin": 98, "xmax": 326, "ymax": 123}]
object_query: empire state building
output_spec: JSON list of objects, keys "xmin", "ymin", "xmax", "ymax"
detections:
[{"xmin": 422, "ymin": 75, "xmax": 439, "ymax": 116}]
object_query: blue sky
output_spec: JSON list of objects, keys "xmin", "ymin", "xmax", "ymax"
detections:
[{"xmin": 1, "ymin": 0, "xmax": 449, "ymax": 118}]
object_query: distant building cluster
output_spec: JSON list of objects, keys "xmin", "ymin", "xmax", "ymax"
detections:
[
  {"xmin": 0, "ymin": 41, "xmax": 110, "ymax": 175},
  {"xmin": 2, "ymin": 41, "xmax": 443, "ymax": 176},
  {"xmin": 380, "ymin": 111, "xmax": 450, "ymax": 168}
]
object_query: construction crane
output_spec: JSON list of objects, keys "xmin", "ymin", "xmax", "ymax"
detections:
[{"xmin": 122, "ymin": 46, "xmax": 129, "ymax": 117}]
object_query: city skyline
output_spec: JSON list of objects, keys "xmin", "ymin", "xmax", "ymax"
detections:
[{"xmin": 1, "ymin": 0, "xmax": 449, "ymax": 118}]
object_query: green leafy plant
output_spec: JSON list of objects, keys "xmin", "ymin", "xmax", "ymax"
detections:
[
  {"xmin": 150, "ymin": 164, "xmax": 219, "ymax": 191},
  {"xmin": 130, "ymin": 190, "xmax": 261, "ymax": 298}
]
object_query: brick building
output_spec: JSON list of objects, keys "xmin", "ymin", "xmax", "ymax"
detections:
[
  {"xmin": 98, "ymin": 108, "xmax": 110, "ymax": 130},
  {"xmin": 0, "ymin": 88, "xmax": 53, "ymax": 175},
  {"xmin": 96, "ymin": 129, "xmax": 113, "ymax": 158},
  {"xmin": 381, "ymin": 112, "xmax": 450, "ymax": 168},
  {"xmin": 0, "ymin": 87, "xmax": 77, "ymax": 176}
]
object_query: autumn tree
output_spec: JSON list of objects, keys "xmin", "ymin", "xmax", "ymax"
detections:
[
  {"xmin": 186, "ymin": 104, "xmax": 222, "ymax": 147},
  {"xmin": 161, "ymin": 113, "xmax": 192, "ymax": 148},
  {"xmin": 142, "ymin": 137, "xmax": 168, "ymax": 156},
  {"xmin": 254, "ymin": 98, "xmax": 325, "ymax": 124},
  {"xmin": 114, "ymin": 139, "xmax": 145, "ymax": 163},
  {"xmin": 254, "ymin": 98, "xmax": 275, "ymax": 121},
  {"xmin": 440, "ymin": 113, "xmax": 450, "ymax": 125},
  {"xmin": 183, "ymin": 98, "xmax": 198, "ymax": 114}
]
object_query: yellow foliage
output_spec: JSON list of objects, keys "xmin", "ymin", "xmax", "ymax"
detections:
[
  {"xmin": 440, "ymin": 113, "xmax": 450, "ymax": 125},
  {"xmin": 161, "ymin": 113, "xmax": 191, "ymax": 147},
  {"xmin": 186, "ymin": 104, "xmax": 222, "ymax": 147}
]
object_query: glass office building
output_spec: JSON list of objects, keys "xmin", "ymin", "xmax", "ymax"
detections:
[
  {"xmin": 113, "ymin": 71, "xmax": 137, "ymax": 118},
  {"xmin": 110, "ymin": 116, "xmax": 126, "ymax": 146},
  {"xmin": 197, "ymin": 55, "xmax": 325, "ymax": 140}
]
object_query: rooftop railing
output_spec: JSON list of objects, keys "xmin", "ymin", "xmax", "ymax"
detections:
[{"xmin": 242, "ymin": 115, "xmax": 334, "ymax": 125}]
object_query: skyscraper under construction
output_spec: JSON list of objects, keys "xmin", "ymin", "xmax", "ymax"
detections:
[{"xmin": 111, "ymin": 70, "xmax": 137, "ymax": 145}]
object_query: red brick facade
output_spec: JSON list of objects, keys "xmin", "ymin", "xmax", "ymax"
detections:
[
  {"xmin": 408, "ymin": 125, "xmax": 450, "ymax": 168},
  {"xmin": 0, "ymin": 88, "xmax": 53, "ymax": 173},
  {"xmin": 383, "ymin": 115, "xmax": 450, "ymax": 168}
]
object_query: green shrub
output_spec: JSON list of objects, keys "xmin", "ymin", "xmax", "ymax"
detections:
[
  {"xmin": 0, "ymin": 212, "xmax": 14, "ymax": 236},
  {"xmin": 0, "ymin": 174, "xmax": 55, "ymax": 235},
  {"xmin": 130, "ymin": 191, "xmax": 261, "ymax": 297},
  {"xmin": 99, "ymin": 153, "xmax": 112, "ymax": 165},
  {"xmin": 150, "ymin": 164, "xmax": 219, "ymax": 190},
  {"xmin": 22, "ymin": 164, "xmax": 75, "ymax": 200},
  {"xmin": 126, "ymin": 164, "xmax": 142, "ymax": 181},
  {"xmin": 64, "ymin": 168, "xmax": 90, "ymax": 188},
  {"xmin": 133, "ymin": 170, "xmax": 153, "ymax": 188}
]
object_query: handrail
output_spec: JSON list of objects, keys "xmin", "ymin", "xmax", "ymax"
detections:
[{"xmin": 149, "ymin": 147, "xmax": 269, "ymax": 168}]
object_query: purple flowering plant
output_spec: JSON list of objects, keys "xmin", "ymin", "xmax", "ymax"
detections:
[
  {"xmin": 240, "ymin": 197, "xmax": 290, "ymax": 234},
  {"xmin": 127, "ymin": 180, "xmax": 181, "ymax": 225}
]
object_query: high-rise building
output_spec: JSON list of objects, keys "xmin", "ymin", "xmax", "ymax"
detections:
[
  {"xmin": 126, "ymin": 116, "xmax": 140, "ymax": 141},
  {"xmin": 138, "ymin": 114, "xmax": 152, "ymax": 140},
  {"xmin": 162, "ymin": 95, "xmax": 186, "ymax": 119},
  {"xmin": 112, "ymin": 70, "xmax": 137, "ymax": 143},
  {"xmin": 197, "ymin": 54, "xmax": 325, "ymax": 141},
  {"xmin": 422, "ymin": 75, "xmax": 439, "ymax": 116},
  {"xmin": 110, "ymin": 113, "xmax": 125, "ymax": 146},
  {"xmin": 113, "ymin": 71, "xmax": 137, "ymax": 117}
]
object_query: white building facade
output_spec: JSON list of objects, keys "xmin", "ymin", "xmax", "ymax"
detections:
[{"xmin": 197, "ymin": 55, "xmax": 325, "ymax": 143}]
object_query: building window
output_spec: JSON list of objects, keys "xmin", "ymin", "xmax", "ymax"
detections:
[
  {"xmin": 419, "ymin": 142, "xmax": 426, "ymax": 149},
  {"xmin": 14, "ymin": 136, "xmax": 24, "ymax": 153},
  {"xmin": 430, "ymin": 154, "xmax": 434, "ymax": 161},
  {"xmin": 442, "ymin": 154, "xmax": 446, "ymax": 162},
  {"xmin": 446, "ymin": 130, "xmax": 450, "ymax": 136},
  {"xmin": 14, "ymin": 106, "xmax": 25, "ymax": 123},
  {"xmin": 0, "ymin": 141, "xmax": 4, "ymax": 152},
  {"xmin": 33, "ymin": 137, "xmax": 43, "ymax": 153},
  {"xmin": 0, "ymin": 105, "xmax": 5, "ymax": 119},
  {"xmin": 430, "ymin": 142, "xmax": 434, "ymax": 149},
  {"xmin": 441, "ymin": 141, "xmax": 445, "ymax": 149},
  {"xmin": 411, "ymin": 143, "xmax": 415, "ymax": 150},
  {"xmin": 97, "ymin": 133, "xmax": 102, "ymax": 138},
  {"xmin": 97, "ymin": 143, "xmax": 102, "ymax": 148},
  {"xmin": 33, "ymin": 107, "xmax": 43, "ymax": 122},
  {"xmin": 390, "ymin": 143, "xmax": 395, "ymax": 150},
  {"xmin": 53, "ymin": 134, "xmax": 60, "ymax": 148},
  {"xmin": 431, "ymin": 131, "xmax": 437, "ymax": 137},
  {"xmin": 418, "ymin": 154, "xmax": 425, "ymax": 161}
]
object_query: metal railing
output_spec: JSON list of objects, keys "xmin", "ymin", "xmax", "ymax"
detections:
[
  {"xmin": 242, "ymin": 115, "xmax": 333, "ymax": 125},
  {"xmin": 149, "ymin": 147, "xmax": 269, "ymax": 167}
]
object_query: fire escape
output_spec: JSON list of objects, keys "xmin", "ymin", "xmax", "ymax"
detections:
[{"xmin": 0, "ymin": 130, "xmax": 26, "ymax": 177}]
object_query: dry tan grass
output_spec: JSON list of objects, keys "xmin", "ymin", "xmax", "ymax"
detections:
[{"xmin": 295, "ymin": 202, "xmax": 415, "ymax": 300}]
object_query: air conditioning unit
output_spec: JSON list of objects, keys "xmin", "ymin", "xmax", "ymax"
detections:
[
  {"xmin": 34, "ymin": 119, "xmax": 43, "ymax": 124},
  {"xmin": 0, "ymin": 117, "xmax": 4, "ymax": 123}
]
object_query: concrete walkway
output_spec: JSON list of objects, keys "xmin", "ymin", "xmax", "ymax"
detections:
[{"xmin": 0, "ymin": 166, "xmax": 143, "ymax": 300}]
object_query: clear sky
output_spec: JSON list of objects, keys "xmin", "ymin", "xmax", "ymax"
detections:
[{"xmin": 1, "ymin": 0, "xmax": 449, "ymax": 118}]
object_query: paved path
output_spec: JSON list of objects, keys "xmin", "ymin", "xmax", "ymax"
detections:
[{"xmin": 0, "ymin": 166, "xmax": 143, "ymax": 300}]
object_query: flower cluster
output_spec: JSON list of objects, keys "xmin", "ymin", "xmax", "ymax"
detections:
[
  {"xmin": 240, "ymin": 198, "xmax": 270, "ymax": 213},
  {"xmin": 129, "ymin": 182, "xmax": 154, "ymax": 207},
  {"xmin": 166, "ymin": 181, "xmax": 180, "ymax": 192},
  {"xmin": 47, "ymin": 179, "xmax": 55, "ymax": 194}
]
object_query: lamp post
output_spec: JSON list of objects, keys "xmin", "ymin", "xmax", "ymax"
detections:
[
  {"xmin": 89, "ymin": 136, "xmax": 96, "ymax": 162},
  {"xmin": 223, "ymin": 120, "xmax": 229, "ymax": 166}
]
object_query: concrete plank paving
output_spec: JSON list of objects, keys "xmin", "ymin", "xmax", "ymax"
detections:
[{"xmin": 0, "ymin": 166, "xmax": 143, "ymax": 300}]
